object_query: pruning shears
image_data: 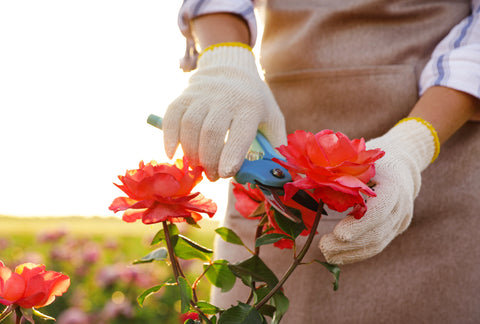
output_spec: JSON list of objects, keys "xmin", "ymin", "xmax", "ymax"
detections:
[{"xmin": 147, "ymin": 114, "xmax": 320, "ymax": 223}]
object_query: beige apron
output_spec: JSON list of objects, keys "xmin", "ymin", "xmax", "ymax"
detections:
[{"xmin": 212, "ymin": 1, "xmax": 480, "ymax": 323}]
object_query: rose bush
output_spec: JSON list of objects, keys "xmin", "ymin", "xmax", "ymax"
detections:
[
  {"xmin": 111, "ymin": 128, "xmax": 383, "ymax": 323},
  {"xmin": 274, "ymin": 130, "xmax": 385, "ymax": 219}
]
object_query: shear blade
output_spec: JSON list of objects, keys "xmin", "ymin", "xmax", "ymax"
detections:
[
  {"xmin": 291, "ymin": 189, "xmax": 327, "ymax": 215},
  {"xmin": 255, "ymin": 182, "xmax": 302, "ymax": 223}
]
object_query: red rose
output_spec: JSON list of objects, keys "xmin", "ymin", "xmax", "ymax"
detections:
[
  {"xmin": 232, "ymin": 182, "xmax": 317, "ymax": 249},
  {"xmin": 232, "ymin": 182, "xmax": 265, "ymax": 220},
  {"xmin": 274, "ymin": 130, "xmax": 384, "ymax": 219},
  {"xmin": 110, "ymin": 157, "xmax": 217, "ymax": 224},
  {"xmin": 0, "ymin": 262, "xmax": 70, "ymax": 309}
]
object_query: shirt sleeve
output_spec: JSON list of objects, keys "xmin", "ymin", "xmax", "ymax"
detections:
[
  {"xmin": 419, "ymin": 0, "xmax": 480, "ymax": 100},
  {"xmin": 178, "ymin": 0, "xmax": 257, "ymax": 47}
]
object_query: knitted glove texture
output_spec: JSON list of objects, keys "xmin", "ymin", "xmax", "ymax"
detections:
[
  {"xmin": 163, "ymin": 44, "xmax": 286, "ymax": 181},
  {"xmin": 320, "ymin": 119, "xmax": 438, "ymax": 264}
]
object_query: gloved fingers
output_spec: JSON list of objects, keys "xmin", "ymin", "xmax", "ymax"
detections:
[
  {"xmin": 198, "ymin": 111, "xmax": 234, "ymax": 181},
  {"xmin": 163, "ymin": 96, "xmax": 191, "ymax": 159},
  {"xmin": 320, "ymin": 233, "xmax": 387, "ymax": 265},
  {"xmin": 320, "ymin": 212, "xmax": 399, "ymax": 264},
  {"xmin": 177, "ymin": 102, "xmax": 212, "ymax": 168},
  {"xmin": 331, "ymin": 175, "xmax": 399, "ymax": 242},
  {"xmin": 257, "ymin": 91, "xmax": 288, "ymax": 149},
  {"xmin": 218, "ymin": 116, "xmax": 260, "ymax": 178},
  {"xmin": 258, "ymin": 115, "xmax": 288, "ymax": 149}
]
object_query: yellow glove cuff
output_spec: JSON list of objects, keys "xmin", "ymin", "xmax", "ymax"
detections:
[
  {"xmin": 199, "ymin": 42, "xmax": 253, "ymax": 59},
  {"xmin": 396, "ymin": 117, "xmax": 440, "ymax": 163}
]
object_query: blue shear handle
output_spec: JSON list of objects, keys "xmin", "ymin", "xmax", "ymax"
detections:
[
  {"xmin": 234, "ymin": 132, "xmax": 292, "ymax": 188},
  {"xmin": 147, "ymin": 114, "xmax": 163, "ymax": 129}
]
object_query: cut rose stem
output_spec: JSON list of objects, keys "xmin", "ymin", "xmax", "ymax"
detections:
[
  {"xmin": 254, "ymin": 201, "xmax": 323, "ymax": 310},
  {"xmin": 162, "ymin": 221, "xmax": 211, "ymax": 324},
  {"xmin": 246, "ymin": 221, "xmax": 267, "ymax": 305}
]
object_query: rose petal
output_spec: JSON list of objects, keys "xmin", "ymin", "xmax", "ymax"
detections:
[
  {"xmin": 0, "ymin": 265, "xmax": 25, "ymax": 305},
  {"xmin": 109, "ymin": 197, "xmax": 138, "ymax": 212}
]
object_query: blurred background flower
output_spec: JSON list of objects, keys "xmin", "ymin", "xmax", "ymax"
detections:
[{"xmin": 0, "ymin": 216, "xmax": 217, "ymax": 323}]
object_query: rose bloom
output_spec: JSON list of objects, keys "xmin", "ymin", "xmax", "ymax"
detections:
[
  {"xmin": 232, "ymin": 182, "xmax": 317, "ymax": 249},
  {"xmin": 274, "ymin": 130, "xmax": 384, "ymax": 219},
  {"xmin": 109, "ymin": 158, "xmax": 217, "ymax": 224},
  {"xmin": 0, "ymin": 262, "xmax": 70, "ymax": 309}
]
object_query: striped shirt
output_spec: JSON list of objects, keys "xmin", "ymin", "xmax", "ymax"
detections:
[{"xmin": 179, "ymin": 0, "xmax": 480, "ymax": 100}]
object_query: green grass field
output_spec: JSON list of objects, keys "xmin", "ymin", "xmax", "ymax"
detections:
[{"xmin": 0, "ymin": 215, "xmax": 220, "ymax": 323}]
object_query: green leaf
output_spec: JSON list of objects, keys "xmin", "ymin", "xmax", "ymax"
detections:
[
  {"xmin": 215, "ymin": 227, "xmax": 245, "ymax": 246},
  {"xmin": 178, "ymin": 276, "xmax": 193, "ymax": 314},
  {"xmin": 178, "ymin": 234, "xmax": 213, "ymax": 253},
  {"xmin": 173, "ymin": 235, "xmax": 212, "ymax": 261},
  {"xmin": 255, "ymin": 233, "xmax": 292, "ymax": 248},
  {"xmin": 185, "ymin": 216, "xmax": 201, "ymax": 228},
  {"xmin": 256, "ymin": 304, "xmax": 276, "ymax": 318},
  {"xmin": 151, "ymin": 224, "xmax": 179, "ymax": 245},
  {"xmin": 20, "ymin": 308, "xmax": 35, "ymax": 324},
  {"xmin": 271, "ymin": 291, "xmax": 289, "ymax": 324},
  {"xmin": 218, "ymin": 303, "xmax": 264, "ymax": 324},
  {"xmin": 196, "ymin": 301, "xmax": 221, "ymax": 315},
  {"xmin": 250, "ymin": 201, "xmax": 267, "ymax": 219},
  {"xmin": 273, "ymin": 209, "xmax": 305, "ymax": 239},
  {"xmin": 210, "ymin": 315, "xmax": 217, "ymax": 324},
  {"xmin": 184, "ymin": 319, "xmax": 196, "ymax": 324},
  {"xmin": 137, "ymin": 283, "xmax": 175, "ymax": 307},
  {"xmin": 252, "ymin": 286, "xmax": 289, "ymax": 322},
  {"xmin": 204, "ymin": 260, "xmax": 236, "ymax": 292},
  {"xmin": 228, "ymin": 255, "xmax": 278, "ymax": 289},
  {"xmin": 314, "ymin": 260, "xmax": 341, "ymax": 291},
  {"xmin": 32, "ymin": 307, "xmax": 56, "ymax": 321},
  {"xmin": 133, "ymin": 247, "xmax": 168, "ymax": 264}
]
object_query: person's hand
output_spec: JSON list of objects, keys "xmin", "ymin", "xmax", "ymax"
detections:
[
  {"xmin": 319, "ymin": 118, "xmax": 440, "ymax": 265},
  {"xmin": 163, "ymin": 43, "xmax": 287, "ymax": 181}
]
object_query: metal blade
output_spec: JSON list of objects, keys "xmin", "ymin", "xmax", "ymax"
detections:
[
  {"xmin": 291, "ymin": 189, "xmax": 327, "ymax": 214},
  {"xmin": 255, "ymin": 182, "xmax": 302, "ymax": 223}
]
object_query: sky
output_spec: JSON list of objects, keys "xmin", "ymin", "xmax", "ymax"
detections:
[{"xmin": 0, "ymin": 1, "xmax": 230, "ymax": 219}]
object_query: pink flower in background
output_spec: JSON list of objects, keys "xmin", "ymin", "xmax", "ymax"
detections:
[
  {"xmin": 37, "ymin": 228, "xmax": 68, "ymax": 243},
  {"xmin": 96, "ymin": 264, "xmax": 154, "ymax": 289},
  {"xmin": 110, "ymin": 158, "xmax": 217, "ymax": 224},
  {"xmin": 57, "ymin": 308, "xmax": 90, "ymax": 324},
  {"xmin": 0, "ymin": 238, "xmax": 9, "ymax": 250},
  {"xmin": 274, "ymin": 130, "xmax": 384, "ymax": 219}
]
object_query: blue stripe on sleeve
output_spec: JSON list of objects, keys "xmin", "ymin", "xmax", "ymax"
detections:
[
  {"xmin": 434, "ymin": 54, "xmax": 446, "ymax": 85},
  {"xmin": 454, "ymin": 15, "xmax": 474, "ymax": 48},
  {"xmin": 433, "ymin": 10, "xmax": 478, "ymax": 86}
]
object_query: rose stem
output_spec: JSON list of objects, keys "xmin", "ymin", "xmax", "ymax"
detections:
[
  {"xmin": 192, "ymin": 262, "xmax": 211, "ymax": 291},
  {"xmin": 245, "ymin": 222, "xmax": 265, "ymax": 305},
  {"xmin": 163, "ymin": 221, "xmax": 180, "ymax": 279},
  {"xmin": 162, "ymin": 221, "xmax": 211, "ymax": 324},
  {"xmin": 254, "ymin": 201, "xmax": 323, "ymax": 310},
  {"xmin": 14, "ymin": 307, "xmax": 21, "ymax": 324},
  {"xmin": 162, "ymin": 222, "xmax": 192, "ymax": 297}
]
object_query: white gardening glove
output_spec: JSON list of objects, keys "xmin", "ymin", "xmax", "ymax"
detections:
[
  {"xmin": 163, "ymin": 43, "xmax": 287, "ymax": 181},
  {"xmin": 319, "ymin": 118, "xmax": 440, "ymax": 265}
]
